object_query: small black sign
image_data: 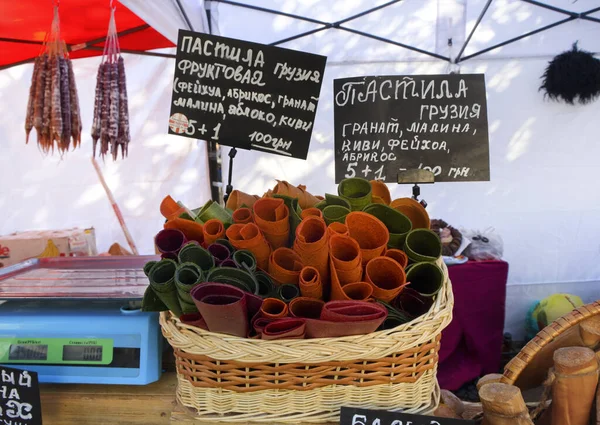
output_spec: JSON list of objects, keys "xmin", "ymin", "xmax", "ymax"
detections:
[
  {"xmin": 169, "ymin": 30, "xmax": 327, "ymax": 160},
  {"xmin": 333, "ymin": 74, "xmax": 490, "ymax": 183},
  {"xmin": 0, "ymin": 366, "xmax": 42, "ymax": 425},
  {"xmin": 341, "ymin": 407, "xmax": 475, "ymax": 425}
]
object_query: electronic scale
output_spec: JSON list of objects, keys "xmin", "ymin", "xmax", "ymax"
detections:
[{"xmin": 0, "ymin": 256, "xmax": 163, "ymax": 385}]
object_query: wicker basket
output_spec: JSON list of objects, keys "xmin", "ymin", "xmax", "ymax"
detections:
[{"xmin": 160, "ymin": 260, "xmax": 454, "ymax": 423}]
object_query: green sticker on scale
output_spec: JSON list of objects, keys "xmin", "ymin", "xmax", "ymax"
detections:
[{"xmin": 0, "ymin": 338, "xmax": 113, "ymax": 365}]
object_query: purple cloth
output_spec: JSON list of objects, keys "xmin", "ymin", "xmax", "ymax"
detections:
[{"xmin": 437, "ymin": 260, "xmax": 509, "ymax": 391}]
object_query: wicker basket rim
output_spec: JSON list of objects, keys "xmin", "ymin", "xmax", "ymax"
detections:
[{"xmin": 501, "ymin": 300, "xmax": 600, "ymax": 385}]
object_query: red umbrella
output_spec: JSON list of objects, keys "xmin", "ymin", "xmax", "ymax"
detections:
[{"xmin": 0, "ymin": 0, "xmax": 175, "ymax": 70}]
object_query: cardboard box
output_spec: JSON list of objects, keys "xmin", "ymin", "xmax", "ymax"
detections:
[{"xmin": 0, "ymin": 228, "xmax": 97, "ymax": 268}]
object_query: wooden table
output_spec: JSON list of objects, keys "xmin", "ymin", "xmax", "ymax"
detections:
[{"xmin": 41, "ymin": 372, "xmax": 177, "ymax": 425}]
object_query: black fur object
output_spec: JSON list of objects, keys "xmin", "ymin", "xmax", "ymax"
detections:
[{"xmin": 540, "ymin": 42, "xmax": 600, "ymax": 105}]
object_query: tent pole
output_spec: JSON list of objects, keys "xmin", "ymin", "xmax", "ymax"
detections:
[
  {"xmin": 271, "ymin": 27, "xmax": 329, "ymax": 46},
  {"xmin": 520, "ymin": 0, "xmax": 576, "ymax": 16},
  {"xmin": 459, "ymin": 16, "xmax": 575, "ymax": 62},
  {"xmin": 454, "ymin": 0, "xmax": 492, "ymax": 63},
  {"xmin": 204, "ymin": 6, "xmax": 224, "ymax": 204}
]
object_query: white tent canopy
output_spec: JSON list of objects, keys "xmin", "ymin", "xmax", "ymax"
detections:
[{"xmin": 1, "ymin": 0, "xmax": 599, "ymax": 336}]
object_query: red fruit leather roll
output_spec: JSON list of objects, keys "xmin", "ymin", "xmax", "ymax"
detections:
[
  {"xmin": 301, "ymin": 208, "xmax": 323, "ymax": 220},
  {"xmin": 164, "ymin": 218, "xmax": 205, "ymax": 245},
  {"xmin": 299, "ymin": 266, "xmax": 323, "ymax": 300},
  {"xmin": 293, "ymin": 216, "xmax": 329, "ymax": 285},
  {"xmin": 225, "ymin": 190, "xmax": 260, "ymax": 211},
  {"xmin": 260, "ymin": 297, "xmax": 289, "ymax": 319},
  {"xmin": 370, "ymin": 180, "xmax": 392, "ymax": 205},
  {"xmin": 393, "ymin": 287, "xmax": 434, "ymax": 319},
  {"xmin": 253, "ymin": 317, "xmax": 273, "ymax": 338},
  {"xmin": 330, "ymin": 258, "xmax": 373, "ymax": 301},
  {"xmin": 305, "ymin": 301, "xmax": 387, "ymax": 338},
  {"xmin": 385, "ymin": 249, "xmax": 409, "ymax": 268},
  {"xmin": 268, "ymin": 247, "xmax": 303, "ymax": 285},
  {"xmin": 233, "ymin": 207, "xmax": 254, "ymax": 224},
  {"xmin": 253, "ymin": 197, "xmax": 290, "ymax": 250},
  {"xmin": 160, "ymin": 195, "xmax": 181, "ymax": 219},
  {"xmin": 289, "ymin": 297, "xmax": 325, "ymax": 319},
  {"xmin": 155, "ymin": 228, "xmax": 187, "ymax": 255},
  {"xmin": 179, "ymin": 312, "xmax": 208, "ymax": 330},
  {"xmin": 203, "ymin": 219, "xmax": 225, "ymax": 246},
  {"xmin": 262, "ymin": 318, "xmax": 306, "ymax": 340},
  {"xmin": 365, "ymin": 256, "xmax": 407, "ymax": 302},
  {"xmin": 329, "ymin": 234, "xmax": 363, "ymax": 285},
  {"xmin": 327, "ymin": 222, "xmax": 349, "ymax": 238},
  {"xmin": 226, "ymin": 223, "xmax": 271, "ymax": 271},
  {"xmin": 207, "ymin": 243, "xmax": 231, "ymax": 266},
  {"xmin": 345, "ymin": 212, "xmax": 389, "ymax": 265},
  {"xmin": 191, "ymin": 283, "xmax": 262, "ymax": 337}
]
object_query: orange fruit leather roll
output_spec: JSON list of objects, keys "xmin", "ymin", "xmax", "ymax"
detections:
[
  {"xmin": 293, "ymin": 217, "xmax": 329, "ymax": 285},
  {"xmin": 299, "ymin": 266, "xmax": 323, "ymax": 300},
  {"xmin": 260, "ymin": 298, "xmax": 289, "ymax": 319},
  {"xmin": 300, "ymin": 208, "xmax": 323, "ymax": 220},
  {"xmin": 203, "ymin": 219, "xmax": 225, "ymax": 246},
  {"xmin": 268, "ymin": 247, "xmax": 304, "ymax": 285},
  {"xmin": 269, "ymin": 180, "xmax": 321, "ymax": 210},
  {"xmin": 327, "ymin": 222, "xmax": 349, "ymax": 238},
  {"xmin": 370, "ymin": 180, "xmax": 392, "ymax": 205},
  {"xmin": 329, "ymin": 258, "xmax": 373, "ymax": 301},
  {"xmin": 160, "ymin": 195, "xmax": 181, "ymax": 219},
  {"xmin": 225, "ymin": 190, "xmax": 260, "ymax": 210},
  {"xmin": 390, "ymin": 198, "xmax": 431, "ymax": 229},
  {"xmin": 253, "ymin": 197, "xmax": 290, "ymax": 249},
  {"xmin": 233, "ymin": 207, "xmax": 254, "ymax": 224},
  {"xmin": 225, "ymin": 223, "xmax": 271, "ymax": 270},
  {"xmin": 329, "ymin": 234, "xmax": 363, "ymax": 285},
  {"xmin": 164, "ymin": 218, "xmax": 204, "ymax": 245},
  {"xmin": 364, "ymin": 256, "xmax": 407, "ymax": 302},
  {"xmin": 345, "ymin": 212, "xmax": 389, "ymax": 265},
  {"xmin": 385, "ymin": 249, "xmax": 409, "ymax": 268}
]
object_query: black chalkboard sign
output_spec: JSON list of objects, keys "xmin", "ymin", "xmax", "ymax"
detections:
[
  {"xmin": 341, "ymin": 407, "xmax": 475, "ymax": 425},
  {"xmin": 0, "ymin": 366, "xmax": 42, "ymax": 425},
  {"xmin": 333, "ymin": 74, "xmax": 490, "ymax": 183},
  {"xmin": 169, "ymin": 30, "xmax": 327, "ymax": 160}
]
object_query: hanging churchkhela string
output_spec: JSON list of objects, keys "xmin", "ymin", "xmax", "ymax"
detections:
[
  {"xmin": 24, "ymin": 3, "xmax": 82, "ymax": 154},
  {"xmin": 91, "ymin": 3, "xmax": 131, "ymax": 160}
]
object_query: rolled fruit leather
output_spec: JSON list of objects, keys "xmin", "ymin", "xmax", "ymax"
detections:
[
  {"xmin": 537, "ymin": 347, "xmax": 599, "ymax": 425},
  {"xmin": 479, "ymin": 383, "xmax": 534, "ymax": 425}
]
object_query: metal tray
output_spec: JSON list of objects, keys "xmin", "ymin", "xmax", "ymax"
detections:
[{"xmin": 0, "ymin": 256, "xmax": 158, "ymax": 300}]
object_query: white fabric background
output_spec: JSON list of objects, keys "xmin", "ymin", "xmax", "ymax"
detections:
[{"xmin": 1, "ymin": 0, "xmax": 600, "ymax": 335}]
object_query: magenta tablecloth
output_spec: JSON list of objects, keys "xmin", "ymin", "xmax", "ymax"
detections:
[{"xmin": 437, "ymin": 260, "xmax": 509, "ymax": 391}]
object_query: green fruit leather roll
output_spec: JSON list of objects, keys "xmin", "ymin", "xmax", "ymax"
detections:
[
  {"xmin": 175, "ymin": 262, "xmax": 204, "ymax": 314},
  {"xmin": 277, "ymin": 284, "xmax": 300, "ymax": 303},
  {"xmin": 205, "ymin": 266, "xmax": 260, "ymax": 295},
  {"xmin": 194, "ymin": 200, "xmax": 233, "ymax": 226},
  {"xmin": 363, "ymin": 203, "xmax": 412, "ymax": 249},
  {"xmin": 146, "ymin": 259, "xmax": 182, "ymax": 317},
  {"xmin": 178, "ymin": 243, "xmax": 215, "ymax": 271},
  {"xmin": 404, "ymin": 229, "xmax": 442, "ymax": 263},
  {"xmin": 405, "ymin": 262, "xmax": 444, "ymax": 297},
  {"xmin": 256, "ymin": 271, "xmax": 276, "ymax": 298},
  {"xmin": 338, "ymin": 178, "xmax": 372, "ymax": 211},
  {"xmin": 323, "ymin": 205, "xmax": 351, "ymax": 225},
  {"xmin": 233, "ymin": 249, "xmax": 257, "ymax": 273}
]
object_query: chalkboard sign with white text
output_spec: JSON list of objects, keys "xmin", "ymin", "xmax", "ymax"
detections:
[
  {"xmin": 169, "ymin": 30, "xmax": 327, "ymax": 159},
  {"xmin": 334, "ymin": 74, "xmax": 490, "ymax": 183},
  {"xmin": 341, "ymin": 407, "xmax": 475, "ymax": 425},
  {"xmin": 0, "ymin": 366, "xmax": 42, "ymax": 425}
]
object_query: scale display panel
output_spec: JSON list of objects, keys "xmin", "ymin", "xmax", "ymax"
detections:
[{"xmin": 0, "ymin": 338, "xmax": 113, "ymax": 365}]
